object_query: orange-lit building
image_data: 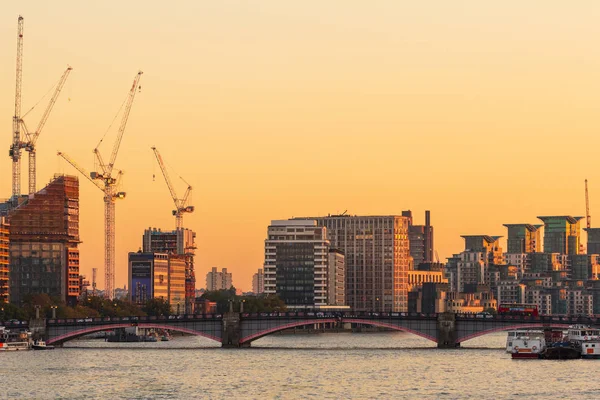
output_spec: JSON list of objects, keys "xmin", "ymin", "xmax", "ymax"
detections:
[{"xmin": 8, "ymin": 175, "xmax": 80, "ymax": 305}]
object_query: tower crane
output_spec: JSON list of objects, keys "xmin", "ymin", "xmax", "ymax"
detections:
[
  {"xmin": 58, "ymin": 70, "xmax": 142, "ymax": 300},
  {"xmin": 9, "ymin": 16, "xmax": 24, "ymax": 201},
  {"xmin": 21, "ymin": 66, "xmax": 72, "ymax": 194},
  {"xmin": 586, "ymin": 179, "xmax": 591, "ymax": 229},
  {"xmin": 151, "ymin": 146, "xmax": 194, "ymax": 229}
]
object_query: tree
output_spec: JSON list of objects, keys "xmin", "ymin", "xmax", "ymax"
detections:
[{"xmin": 142, "ymin": 298, "xmax": 171, "ymax": 316}]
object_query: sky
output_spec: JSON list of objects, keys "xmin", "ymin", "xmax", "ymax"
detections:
[{"xmin": 1, "ymin": 1, "xmax": 600, "ymax": 291}]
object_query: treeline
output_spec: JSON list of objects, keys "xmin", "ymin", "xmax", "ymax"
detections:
[
  {"xmin": 0, "ymin": 294, "xmax": 171, "ymax": 320},
  {"xmin": 200, "ymin": 288, "xmax": 286, "ymax": 313}
]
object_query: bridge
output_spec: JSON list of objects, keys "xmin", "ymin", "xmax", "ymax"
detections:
[{"xmin": 9, "ymin": 312, "xmax": 599, "ymax": 348}]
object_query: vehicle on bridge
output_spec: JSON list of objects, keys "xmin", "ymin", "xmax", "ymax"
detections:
[{"xmin": 498, "ymin": 303, "xmax": 539, "ymax": 317}]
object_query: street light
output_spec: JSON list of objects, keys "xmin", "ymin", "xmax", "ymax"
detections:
[
  {"xmin": 50, "ymin": 305, "xmax": 58, "ymax": 319},
  {"xmin": 177, "ymin": 302, "xmax": 180, "ymax": 315}
]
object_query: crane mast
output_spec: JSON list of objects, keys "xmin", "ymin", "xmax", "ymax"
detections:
[
  {"xmin": 586, "ymin": 179, "xmax": 591, "ymax": 229},
  {"xmin": 151, "ymin": 146, "xmax": 194, "ymax": 229},
  {"xmin": 24, "ymin": 66, "xmax": 72, "ymax": 194},
  {"xmin": 10, "ymin": 16, "xmax": 24, "ymax": 202},
  {"xmin": 58, "ymin": 71, "xmax": 142, "ymax": 300}
]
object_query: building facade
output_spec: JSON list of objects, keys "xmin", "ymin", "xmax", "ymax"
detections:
[
  {"xmin": 307, "ymin": 215, "xmax": 411, "ymax": 312},
  {"xmin": 168, "ymin": 255, "xmax": 186, "ymax": 314},
  {"xmin": 538, "ymin": 216, "xmax": 582, "ymax": 255},
  {"xmin": 252, "ymin": 268, "xmax": 265, "ymax": 295},
  {"xmin": 128, "ymin": 252, "xmax": 169, "ymax": 304},
  {"xmin": 403, "ymin": 210, "xmax": 434, "ymax": 267},
  {"xmin": 142, "ymin": 227, "xmax": 196, "ymax": 313},
  {"xmin": 327, "ymin": 249, "xmax": 345, "ymax": 306},
  {"xmin": 8, "ymin": 175, "xmax": 80, "ymax": 305},
  {"xmin": 206, "ymin": 267, "xmax": 233, "ymax": 291},
  {"xmin": 0, "ymin": 217, "xmax": 9, "ymax": 303},
  {"xmin": 503, "ymin": 224, "xmax": 541, "ymax": 253},
  {"xmin": 263, "ymin": 220, "xmax": 330, "ymax": 308}
]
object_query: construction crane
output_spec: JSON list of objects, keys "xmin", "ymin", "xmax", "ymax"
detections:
[
  {"xmin": 9, "ymin": 16, "xmax": 24, "ymax": 202},
  {"xmin": 21, "ymin": 66, "xmax": 72, "ymax": 194},
  {"xmin": 151, "ymin": 146, "xmax": 194, "ymax": 229},
  {"xmin": 58, "ymin": 70, "xmax": 142, "ymax": 300},
  {"xmin": 586, "ymin": 179, "xmax": 591, "ymax": 229}
]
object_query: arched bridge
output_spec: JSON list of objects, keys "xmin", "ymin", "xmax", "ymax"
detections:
[{"xmin": 26, "ymin": 312, "xmax": 600, "ymax": 348}]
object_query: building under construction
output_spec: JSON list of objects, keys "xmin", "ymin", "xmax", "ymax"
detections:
[
  {"xmin": 0, "ymin": 217, "xmax": 9, "ymax": 303},
  {"xmin": 7, "ymin": 174, "xmax": 80, "ymax": 305}
]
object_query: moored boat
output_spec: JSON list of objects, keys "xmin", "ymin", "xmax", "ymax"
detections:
[
  {"xmin": 566, "ymin": 325, "xmax": 600, "ymax": 358},
  {"xmin": 539, "ymin": 342, "xmax": 581, "ymax": 360},
  {"xmin": 581, "ymin": 341, "xmax": 600, "ymax": 359},
  {"xmin": 506, "ymin": 330, "xmax": 544, "ymax": 353},
  {"xmin": 511, "ymin": 336, "xmax": 545, "ymax": 359},
  {"xmin": 0, "ymin": 326, "xmax": 32, "ymax": 351}
]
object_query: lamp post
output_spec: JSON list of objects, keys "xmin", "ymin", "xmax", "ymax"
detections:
[
  {"xmin": 50, "ymin": 305, "xmax": 58, "ymax": 319},
  {"xmin": 177, "ymin": 302, "xmax": 180, "ymax": 315},
  {"xmin": 1, "ymin": 307, "xmax": 4, "ymax": 322},
  {"xmin": 240, "ymin": 299, "xmax": 246, "ymax": 313}
]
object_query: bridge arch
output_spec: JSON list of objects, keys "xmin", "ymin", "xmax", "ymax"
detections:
[
  {"xmin": 47, "ymin": 323, "xmax": 222, "ymax": 345},
  {"xmin": 458, "ymin": 323, "xmax": 572, "ymax": 343},
  {"xmin": 240, "ymin": 318, "xmax": 437, "ymax": 344}
]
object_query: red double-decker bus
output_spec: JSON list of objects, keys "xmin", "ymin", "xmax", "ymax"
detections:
[{"xmin": 498, "ymin": 303, "xmax": 539, "ymax": 317}]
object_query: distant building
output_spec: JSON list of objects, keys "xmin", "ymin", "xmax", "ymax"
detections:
[
  {"xmin": 195, "ymin": 298, "xmax": 217, "ymax": 314},
  {"xmin": 403, "ymin": 210, "xmax": 434, "ymax": 267},
  {"xmin": 0, "ymin": 217, "xmax": 9, "ymax": 303},
  {"xmin": 252, "ymin": 268, "xmax": 264, "ymax": 295},
  {"xmin": 538, "ymin": 216, "xmax": 583, "ymax": 255},
  {"xmin": 503, "ymin": 224, "xmax": 542, "ymax": 253},
  {"xmin": 570, "ymin": 254, "xmax": 600, "ymax": 281},
  {"xmin": 7, "ymin": 175, "xmax": 80, "ymax": 305},
  {"xmin": 566, "ymin": 288, "xmax": 593, "ymax": 316},
  {"xmin": 302, "ymin": 215, "xmax": 410, "ymax": 312},
  {"xmin": 128, "ymin": 252, "xmax": 169, "ymax": 304},
  {"xmin": 206, "ymin": 267, "xmax": 233, "ymax": 291},
  {"xmin": 142, "ymin": 227, "xmax": 196, "ymax": 313},
  {"xmin": 453, "ymin": 235, "xmax": 503, "ymax": 292}
]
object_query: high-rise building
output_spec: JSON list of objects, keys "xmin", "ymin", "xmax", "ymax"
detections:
[
  {"xmin": 8, "ymin": 175, "xmax": 80, "ymax": 305},
  {"xmin": 128, "ymin": 252, "xmax": 169, "ymax": 304},
  {"xmin": 454, "ymin": 235, "xmax": 503, "ymax": 292},
  {"xmin": 570, "ymin": 254, "xmax": 600, "ymax": 281},
  {"xmin": 0, "ymin": 216, "xmax": 9, "ymax": 303},
  {"xmin": 206, "ymin": 267, "xmax": 233, "ymax": 291},
  {"xmin": 143, "ymin": 227, "xmax": 196, "ymax": 313},
  {"xmin": 252, "ymin": 268, "xmax": 264, "ymax": 294},
  {"xmin": 305, "ymin": 215, "xmax": 410, "ymax": 312},
  {"xmin": 503, "ymin": 224, "xmax": 542, "ymax": 253},
  {"xmin": 263, "ymin": 220, "xmax": 345, "ymax": 308},
  {"xmin": 403, "ymin": 210, "xmax": 434, "ymax": 267},
  {"xmin": 538, "ymin": 216, "xmax": 583, "ymax": 255}
]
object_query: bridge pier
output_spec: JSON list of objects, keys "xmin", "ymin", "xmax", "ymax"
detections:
[
  {"xmin": 436, "ymin": 312, "xmax": 458, "ymax": 348},
  {"xmin": 221, "ymin": 312, "xmax": 249, "ymax": 348},
  {"xmin": 29, "ymin": 318, "xmax": 47, "ymax": 341}
]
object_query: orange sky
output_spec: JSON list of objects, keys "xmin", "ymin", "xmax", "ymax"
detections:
[{"xmin": 1, "ymin": 2, "xmax": 600, "ymax": 291}]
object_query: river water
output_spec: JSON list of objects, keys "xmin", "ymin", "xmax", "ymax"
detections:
[{"xmin": 1, "ymin": 332, "xmax": 598, "ymax": 399}]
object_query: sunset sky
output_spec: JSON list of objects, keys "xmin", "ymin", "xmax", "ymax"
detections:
[{"xmin": 1, "ymin": 2, "xmax": 600, "ymax": 291}]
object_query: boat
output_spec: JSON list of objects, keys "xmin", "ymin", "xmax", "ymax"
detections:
[
  {"xmin": 581, "ymin": 341, "xmax": 600, "ymax": 359},
  {"xmin": 32, "ymin": 340, "xmax": 55, "ymax": 350},
  {"xmin": 566, "ymin": 325, "xmax": 600, "ymax": 358},
  {"xmin": 0, "ymin": 326, "xmax": 31, "ymax": 351},
  {"xmin": 506, "ymin": 330, "xmax": 544, "ymax": 353},
  {"xmin": 511, "ymin": 335, "xmax": 545, "ymax": 359},
  {"xmin": 539, "ymin": 342, "xmax": 581, "ymax": 360},
  {"xmin": 161, "ymin": 335, "xmax": 171, "ymax": 342}
]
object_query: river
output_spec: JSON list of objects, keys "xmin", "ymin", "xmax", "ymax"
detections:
[{"xmin": 1, "ymin": 332, "xmax": 598, "ymax": 399}]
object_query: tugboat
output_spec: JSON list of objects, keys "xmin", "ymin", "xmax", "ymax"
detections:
[
  {"xmin": 511, "ymin": 335, "xmax": 545, "ymax": 359},
  {"xmin": 32, "ymin": 340, "xmax": 55, "ymax": 350}
]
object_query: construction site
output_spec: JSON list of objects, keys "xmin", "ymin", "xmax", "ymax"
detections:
[{"xmin": 1, "ymin": 15, "xmax": 197, "ymax": 309}]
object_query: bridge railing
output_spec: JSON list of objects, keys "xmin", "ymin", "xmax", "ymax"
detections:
[
  {"xmin": 46, "ymin": 313, "xmax": 223, "ymax": 325},
  {"xmin": 239, "ymin": 311, "xmax": 440, "ymax": 319}
]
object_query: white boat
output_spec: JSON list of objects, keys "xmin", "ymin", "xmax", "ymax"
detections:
[
  {"xmin": 0, "ymin": 326, "xmax": 31, "ymax": 351},
  {"xmin": 567, "ymin": 325, "xmax": 600, "ymax": 357},
  {"xmin": 32, "ymin": 340, "xmax": 55, "ymax": 350},
  {"xmin": 506, "ymin": 330, "xmax": 544, "ymax": 353},
  {"xmin": 511, "ymin": 335, "xmax": 545, "ymax": 359}
]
